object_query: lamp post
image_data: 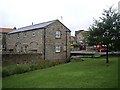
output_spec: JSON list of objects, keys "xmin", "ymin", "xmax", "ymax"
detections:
[
  {"xmin": 106, "ymin": 38, "xmax": 109, "ymax": 63},
  {"xmin": 103, "ymin": 30, "xmax": 109, "ymax": 63}
]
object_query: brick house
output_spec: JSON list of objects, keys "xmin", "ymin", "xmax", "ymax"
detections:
[
  {"xmin": 6, "ymin": 20, "xmax": 71, "ymax": 61},
  {"xmin": 0, "ymin": 28, "xmax": 13, "ymax": 53}
]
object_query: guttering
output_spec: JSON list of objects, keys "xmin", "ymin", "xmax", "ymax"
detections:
[
  {"xmin": 66, "ymin": 31, "xmax": 67, "ymax": 59},
  {"xmin": 8, "ymin": 27, "xmax": 45, "ymax": 35},
  {"xmin": 66, "ymin": 30, "xmax": 71, "ymax": 60},
  {"xmin": 43, "ymin": 28, "xmax": 46, "ymax": 60},
  {"xmin": 65, "ymin": 30, "xmax": 70, "ymax": 59}
]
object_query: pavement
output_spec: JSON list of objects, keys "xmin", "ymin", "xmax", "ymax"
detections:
[{"xmin": 71, "ymin": 50, "xmax": 120, "ymax": 55}]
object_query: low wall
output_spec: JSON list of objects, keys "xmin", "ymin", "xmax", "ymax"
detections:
[{"xmin": 2, "ymin": 53, "xmax": 43, "ymax": 65}]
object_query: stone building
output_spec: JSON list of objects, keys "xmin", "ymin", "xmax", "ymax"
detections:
[
  {"xmin": 0, "ymin": 28, "xmax": 13, "ymax": 53},
  {"xmin": 75, "ymin": 30, "xmax": 87, "ymax": 44},
  {"xmin": 6, "ymin": 20, "xmax": 71, "ymax": 61},
  {"xmin": 75, "ymin": 30, "xmax": 89, "ymax": 50},
  {"xmin": 70, "ymin": 36, "xmax": 76, "ymax": 45}
]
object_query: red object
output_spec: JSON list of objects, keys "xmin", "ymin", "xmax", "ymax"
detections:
[
  {"xmin": 80, "ymin": 45, "xmax": 86, "ymax": 50},
  {"xmin": 96, "ymin": 45, "xmax": 106, "ymax": 52}
]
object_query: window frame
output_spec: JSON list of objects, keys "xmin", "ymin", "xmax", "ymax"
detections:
[
  {"xmin": 32, "ymin": 31, "xmax": 35, "ymax": 37},
  {"xmin": 55, "ymin": 45, "xmax": 61, "ymax": 53},
  {"xmin": 24, "ymin": 32, "xmax": 27, "ymax": 37},
  {"xmin": 17, "ymin": 33, "xmax": 20, "ymax": 39},
  {"xmin": 55, "ymin": 31, "xmax": 61, "ymax": 39}
]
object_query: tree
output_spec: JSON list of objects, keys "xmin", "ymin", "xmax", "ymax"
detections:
[{"xmin": 87, "ymin": 6, "xmax": 120, "ymax": 51}]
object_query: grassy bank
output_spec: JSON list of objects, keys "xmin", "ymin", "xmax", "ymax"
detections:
[{"xmin": 2, "ymin": 56, "xmax": 118, "ymax": 88}]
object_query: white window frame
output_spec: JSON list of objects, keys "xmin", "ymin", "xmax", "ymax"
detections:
[
  {"xmin": 55, "ymin": 31, "xmax": 61, "ymax": 38},
  {"xmin": 55, "ymin": 45, "xmax": 61, "ymax": 53}
]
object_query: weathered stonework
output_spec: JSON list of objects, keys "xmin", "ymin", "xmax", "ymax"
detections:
[{"xmin": 6, "ymin": 20, "xmax": 71, "ymax": 62}]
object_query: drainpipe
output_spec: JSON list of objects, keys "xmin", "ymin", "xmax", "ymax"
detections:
[
  {"xmin": 43, "ymin": 28, "xmax": 46, "ymax": 60},
  {"xmin": 66, "ymin": 30, "xmax": 71, "ymax": 62},
  {"xmin": 66, "ymin": 31, "xmax": 67, "ymax": 60}
]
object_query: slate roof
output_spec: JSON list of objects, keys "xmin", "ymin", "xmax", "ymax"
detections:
[
  {"xmin": 9, "ymin": 20, "xmax": 57, "ymax": 34},
  {"xmin": 75, "ymin": 30, "xmax": 84, "ymax": 36}
]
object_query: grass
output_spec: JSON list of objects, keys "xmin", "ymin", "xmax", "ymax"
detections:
[{"xmin": 2, "ymin": 56, "xmax": 118, "ymax": 88}]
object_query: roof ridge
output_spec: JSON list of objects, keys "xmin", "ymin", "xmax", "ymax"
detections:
[
  {"xmin": 9, "ymin": 19, "xmax": 58, "ymax": 34},
  {"xmin": 18, "ymin": 19, "xmax": 57, "ymax": 30}
]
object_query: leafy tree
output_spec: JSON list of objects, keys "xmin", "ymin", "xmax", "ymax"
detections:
[{"xmin": 87, "ymin": 6, "xmax": 120, "ymax": 51}]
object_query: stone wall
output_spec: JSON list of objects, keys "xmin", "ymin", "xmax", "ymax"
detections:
[
  {"xmin": 2, "ymin": 53, "xmax": 43, "ymax": 65},
  {"xmin": 6, "ymin": 29, "xmax": 44, "ymax": 54},
  {"xmin": 45, "ymin": 20, "xmax": 71, "ymax": 60},
  {"xmin": 5, "ymin": 20, "xmax": 71, "ymax": 61}
]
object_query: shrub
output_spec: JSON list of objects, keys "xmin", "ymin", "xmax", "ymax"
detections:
[
  {"xmin": 2, "ymin": 68, "xmax": 10, "ymax": 77},
  {"xmin": 36, "ymin": 60, "xmax": 48, "ymax": 69},
  {"xmin": 14, "ymin": 65, "xmax": 27, "ymax": 74},
  {"xmin": 29, "ymin": 64, "xmax": 37, "ymax": 71},
  {"xmin": 48, "ymin": 60, "xmax": 59, "ymax": 67},
  {"xmin": 2, "ymin": 59, "xmax": 67, "ymax": 77}
]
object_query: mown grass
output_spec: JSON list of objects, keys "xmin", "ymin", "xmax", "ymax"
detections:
[{"xmin": 2, "ymin": 56, "xmax": 118, "ymax": 88}]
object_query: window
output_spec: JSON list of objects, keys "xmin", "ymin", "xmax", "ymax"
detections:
[
  {"xmin": 2, "ymin": 45, "xmax": 5, "ymax": 49},
  {"xmin": 24, "ymin": 32, "xmax": 27, "ymax": 37},
  {"xmin": 17, "ymin": 33, "xmax": 20, "ymax": 39},
  {"xmin": 32, "ymin": 32, "xmax": 35, "ymax": 36},
  {"xmin": 55, "ymin": 45, "xmax": 61, "ymax": 52},
  {"xmin": 55, "ymin": 31, "xmax": 61, "ymax": 38}
]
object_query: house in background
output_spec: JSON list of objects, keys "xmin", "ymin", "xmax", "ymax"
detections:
[
  {"xmin": 7, "ymin": 20, "xmax": 71, "ymax": 61},
  {"xmin": 75, "ymin": 30, "xmax": 89, "ymax": 50},
  {"xmin": 0, "ymin": 28, "xmax": 13, "ymax": 53},
  {"xmin": 70, "ymin": 36, "xmax": 76, "ymax": 45},
  {"xmin": 70, "ymin": 36, "xmax": 76, "ymax": 50}
]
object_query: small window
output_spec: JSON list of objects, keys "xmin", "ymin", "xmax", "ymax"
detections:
[
  {"xmin": 24, "ymin": 32, "xmax": 27, "ymax": 37},
  {"xmin": 55, "ymin": 45, "xmax": 61, "ymax": 52},
  {"xmin": 17, "ymin": 33, "xmax": 20, "ymax": 39},
  {"xmin": 2, "ymin": 45, "xmax": 5, "ymax": 49},
  {"xmin": 55, "ymin": 31, "xmax": 61, "ymax": 38},
  {"xmin": 32, "ymin": 32, "xmax": 35, "ymax": 36}
]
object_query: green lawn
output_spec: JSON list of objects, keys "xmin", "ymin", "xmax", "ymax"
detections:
[{"xmin": 2, "ymin": 56, "xmax": 118, "ymax": 88}]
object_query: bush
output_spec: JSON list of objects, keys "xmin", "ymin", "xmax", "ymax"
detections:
[
  {"xmin": 2, "ymin": 59, "xmax": 67, "ymax": 77},
  {"xmin": 29, "ymin": 64, "xmax": 37, "ymax": 71},
  {"xmin": 48, "ymin": 60, "xmax": 60, "ymax": 67},
  {"xmin": 2, "ymin": 68, "xmax": 10, "ymax": 77}
]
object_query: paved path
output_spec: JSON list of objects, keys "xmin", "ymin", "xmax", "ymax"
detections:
[{"xmin": 71, "ymin": 50, "xmax": 120, "ymax": 55}]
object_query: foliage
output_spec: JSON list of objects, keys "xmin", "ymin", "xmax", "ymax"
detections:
[
  {"xmin": 2, "ymin": 60, "xmax": 66, "ymax": 77},
  {"xmin": 2, "ymin": 68, "xmax": 10, "ymax": 77},
  {"xmin": 80, "ymin": 31, "xmax": 89, "ymax": 44},
  {"xmin": 2, "ymin": 64, "xmax": 30, "ymax": 77},
  {"xmin": 88, "ymin": 6, "xmax": 120, "ymax": 51},
  {"xmin": 3, "ymin": 56, "xmax": 118, "ymax": 88},
  {"xmin": 72, "ymin": 44, "xmax": 80, "ymax": 48}
]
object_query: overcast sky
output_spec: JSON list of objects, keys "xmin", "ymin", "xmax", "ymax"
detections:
[{"xmin": 0, "ymin": 0, "xmax": 119, "ymax": 35}]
